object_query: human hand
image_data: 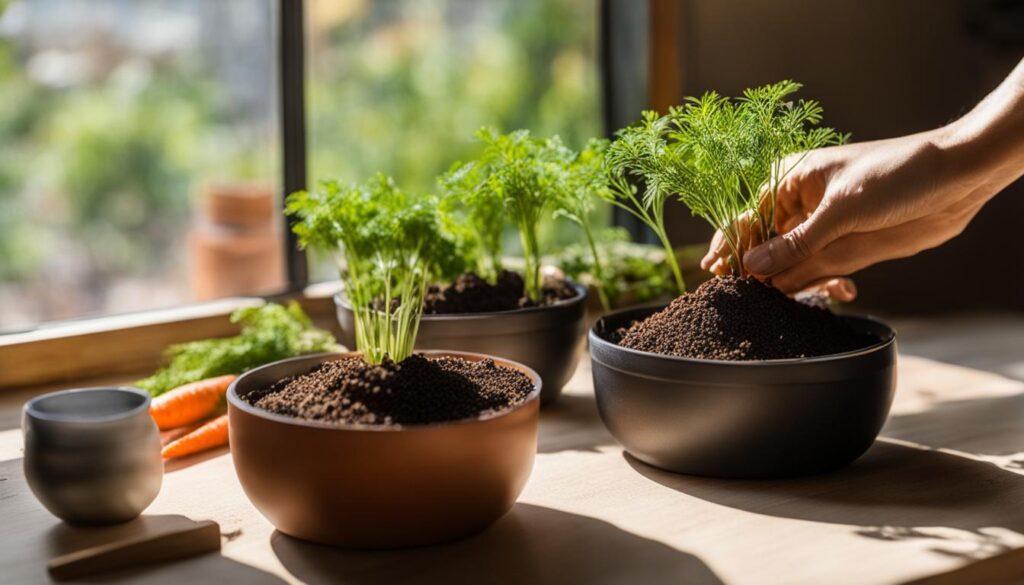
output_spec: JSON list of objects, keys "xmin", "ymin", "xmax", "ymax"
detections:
[
  {"xmin": 701, "ymin": 57, "xmax": 1024, "ymax": 297},
  {"xmin": 700, "ymin": 129, "xmax": 995, "ymax": 298}
]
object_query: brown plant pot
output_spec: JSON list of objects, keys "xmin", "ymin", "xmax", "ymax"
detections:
[{"xmin": 227, "ymin": 351, "xmax": 541, "ymax": 548}]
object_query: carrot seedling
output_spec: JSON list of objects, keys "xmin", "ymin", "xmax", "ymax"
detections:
[
  {"xmin": 606, "ymin": 80, "xmax": 847, "ymax": 280},
  {"xmin": 287, "ymin": 174, "xmax": 459, "ymax": 364},
  {"xmin": 448, "ymin": 128, "xmax": 570, "ymax": 304},
  {"xmin": 438, "ymin": 158, "xmax": 506, "ymax": 283},
  {"xmin": 553, "ymin": 138, "xmax": 613, "ymax": 311}
]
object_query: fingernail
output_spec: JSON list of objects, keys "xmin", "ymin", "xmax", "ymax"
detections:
[
  {"xmin": 743, "ymin": 244, "xmax": 772, "ymax": 275},
  {"xmin": 840, "ymin": 279, "xmax": 857, "ymax": 298}
]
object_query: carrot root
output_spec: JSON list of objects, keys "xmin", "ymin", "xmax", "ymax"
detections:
[
  {"xmin": 161, "ymin": 414, "xmax": 230, "ymax": 459},
  {"xmin": 149, "ymin": 375, "xmax": 236, "ymax": 431},
  {"xmin": 159, "ymin": 422, "xmax": 203, "ymax": 447}
]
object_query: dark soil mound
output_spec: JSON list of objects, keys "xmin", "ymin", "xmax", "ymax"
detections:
[
  {"xmin": 245, "ymin": 354, "xmax": 535, "ymax": 426},
  {"xmin": 424, "ymin": 270, "xmax": 577, "ymax": 314},
  {"xmin": 615, "ymin": 276, "xmax": 877, "ymax": 360}
]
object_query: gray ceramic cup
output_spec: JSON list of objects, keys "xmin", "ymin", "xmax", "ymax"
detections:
[{"xmin": 22, "ymin": 387, "xmax": 163, "ymax": 525}]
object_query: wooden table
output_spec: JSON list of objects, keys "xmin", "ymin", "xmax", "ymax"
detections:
[{"xmin": 4, "ymin": 325, "xmax": 1024, "ymax": 584}]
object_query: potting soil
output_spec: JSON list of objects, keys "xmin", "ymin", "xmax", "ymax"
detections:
[
  {"xmin": 615, "ymin": 276, "xmax": 877, "ymax": 360},
  {"xmin": 423, "ymin": 270, "xmax": 577, "ymax": 314},
  {"xmin": 245, "ymin": 354, "xmax": 534, "ymax": 425}
]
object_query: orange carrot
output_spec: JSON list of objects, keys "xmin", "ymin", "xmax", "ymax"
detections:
[
  {"xmin": 161, "ymin": 414, "xmax": 229, "ymax": 459},
  {"xmin": 159, "ymin": 422, "xmax": 203, "ymax": 447},
  {"xmin": 149, "ymin": 375, "xmax": 236, "ymax": 431}
]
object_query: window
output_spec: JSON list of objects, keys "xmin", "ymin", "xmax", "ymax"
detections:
[
  {"xmin": 305, "ymin": 0, "xmax": 603, "ymax": 280},
  {"xmin": 0, "ymin": 0, "xmax": 281, "ymax": 331},
  {"xmin": 0, "ymin": 0, "xmax": 605, "ymax": 330}
]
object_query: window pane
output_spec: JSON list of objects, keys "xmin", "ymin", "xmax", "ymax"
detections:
[
  {"xmin": 0, "ymin": 0, "xmax": 282, "ymax": 332},
  {"xmin": 306, "ymin": 0, "xmax": 603, "ymax": 280}
]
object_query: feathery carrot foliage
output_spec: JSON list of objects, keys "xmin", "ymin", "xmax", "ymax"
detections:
[
  {"xmin": 605, "ymin": 80, "xmax": 847, "ymax": 279},
  {"xmin": 287, "ymin": 174, "xmax": 459, "ymax": 364}
]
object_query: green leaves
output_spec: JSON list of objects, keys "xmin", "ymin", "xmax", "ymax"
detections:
[
  {"xmin": 438, "ymin": 158, "xmax": 506, "ymax": 281},
  {"xmin": 603, "ymin": 111, "xmax": 688, "ymax": 294},
  {"xmin": 137, "ymin": 302, "xmax": 339, "ymax": 396},
  {"xmin": 553, "ymin": 137, "xmax": 613, "ymax": 310},
  {"xmin": 442, "ymin": 128, "xmax": 620, "ymax": 307},
  {"xmin": 606, "ymin": 80, "xmax": 847, "ymax": 277},
  {"xmin": 443, "ymin": 127, "xmax": 571, "ymax": 303},
  {"xmin": 286, "ymin": 174, "xmax": 458, "ymax": 364}
]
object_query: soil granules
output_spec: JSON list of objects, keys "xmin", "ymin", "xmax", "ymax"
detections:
[
  {"xmin": 244, "ymin": 354, "xmax": 535, "ymax": 426},
  {"xmin": 423, "ymin": 270, "xmax": 577, "ymax": 314},
  {"xmin": 614, "ymin": 276, "xmax": 877, "ymax": 361}
]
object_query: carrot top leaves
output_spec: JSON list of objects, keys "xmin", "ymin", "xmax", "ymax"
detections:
[
  {"xmin": 606, "ymin": 80, "xmax": 847, "ymax": 279},
  {"xmin": 286, "ymin": 174, "xmax": 459, "ymax": 364},
  {"xmin": 438, "ymin": 158, "xmax": 506, "ymax": 283},
  {"xmin": 137, "ymin": 302, "xmax": 338, "ymax": 396},
  {"xmin": 553, "ymin": 137, "xmax": 613, "ymax": 311},
  {"xmin": 445, "ymin": 128, "xmax": 571, "ymax": 303}
]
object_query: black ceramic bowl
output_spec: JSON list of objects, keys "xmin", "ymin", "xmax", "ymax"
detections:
[
  {"xmin": 335, "ymin": 284, "xmax": 588, "ymax": 405},
  {"xmin": 589, "ymin": 306, "xmax": 897, "ymax": 479}
]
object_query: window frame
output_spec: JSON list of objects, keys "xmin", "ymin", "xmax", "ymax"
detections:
[
  {"xmin": 1, "ymin": 0, "xmax": 644, "ymax": 390},
  {"xmin": 279, "ymin": 0, "xmax": 309, "ymax": 293}
]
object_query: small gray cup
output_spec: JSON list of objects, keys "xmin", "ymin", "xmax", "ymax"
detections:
[{"xmin": 23, "ymin": 387, "xmax": 163, "ymax": 525}]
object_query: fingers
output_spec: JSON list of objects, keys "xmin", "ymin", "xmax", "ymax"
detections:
[
  {"xmin": 742, "ymin": 203, "xmax": 846, "ymax": 276},
  {"xmin": 769, "ymin": 232, "xmax": 889, "ymax": 294},
  {"xmin": 769, "ymin": 200, "xmax": 981, "ymax": 293},
  {"xmin": 710, "ymin": 256, "xmax": 731, "ymax": 276},
  {"xmin": 801, "ymin": 277, "xmax": 858, "ymax": 302},
  {"xmin": 701, "ymin": 153, "xmax": 826, "ymax": 276},
  {"xmin": 700, "ymin": 212, "xmax": 756, "ymax": 271},
  {"xmin": 700, "ymin": 230, "xmax": 727, "ymax": 270}
]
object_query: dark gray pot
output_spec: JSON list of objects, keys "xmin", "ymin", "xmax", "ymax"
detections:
[
  {"xmin": 335, "ymin": 284, "xmax": 588, "ymax": 405},
  {"xmin": 589, "ymin": 306, "xmax": 897, "ymax": 479}
]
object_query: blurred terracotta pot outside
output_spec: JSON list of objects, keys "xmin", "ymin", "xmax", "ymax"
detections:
[{"xmin": 189, "ymin": 182, "xmax": 284, "ymax": 300}]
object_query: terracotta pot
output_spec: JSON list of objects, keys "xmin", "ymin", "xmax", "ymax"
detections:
[
  {"xmin": 590, "ymin": 306, "xmax": 897, "ymax": 479},
  {"xmin": 227, "ymin": 351, "xmax": 541, "ymax": 548},
  {"xmin": 334, "ymin": 284, "xmax": 587, "ymax": 405},
  {"xmin": 189, "ymin": 182, "xmax": 284, "ymax": 300}
]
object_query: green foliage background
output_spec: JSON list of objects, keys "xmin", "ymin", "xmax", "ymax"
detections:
[{"xmin": 0, "ymin": 0, "xmax": 602, "ymax": 326}]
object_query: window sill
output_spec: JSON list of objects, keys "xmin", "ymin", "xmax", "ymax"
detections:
[{"xmin": 0, "ymin": 282, "xmax": 343, "ymax": 391}]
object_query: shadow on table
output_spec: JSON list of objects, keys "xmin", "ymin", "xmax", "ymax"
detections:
[
  {"xmin": 0, "ymin": 457, "xmax": 283, "ymax": 584},
  {"xmin": 47, "ymin": 516, "xmax": 287, "ymax": 584},
  {"xmin": 538, "ymin": 392, "xmax": 616, "ymax": 454},
  {"xmin": 884, "ymin": 393, "xmax": 1024, "ymax": 458},
  {"xmin": 44, "ymin": 515, "xmax": 285, "ymax": 584},
  {"xmin": 626, "ymin": 439, "xmax": 1024, "ymax": 560},
  {"xmin": 271, "ymin": 503, "xmax": 722, "ymax": 585}
]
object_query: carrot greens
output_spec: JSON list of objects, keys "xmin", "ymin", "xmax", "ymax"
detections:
[
  {"xmin": 446, "ymin": 128, "xmax": 570, "ymax": 303},
  {"xmin": 602, "ymin": 110, "xmax": 689, "ymax": 294},
  {"xmin": 137, "ymin": 302, "xmax": 338, "ymax": 396},
  {"xmin": 606, "ymin": 80, "xmax": 847, "ymax": 279},
  {"xmin": 438, "ymin": 158, "xmax": 506, "ymax": 282},
  {"xmin": 286, "ymin": 174, "xmax": 458, "ymax": 364},
  {"xmin": 553, "ymin": 137, "xmax": 613, "ymax": 311}
]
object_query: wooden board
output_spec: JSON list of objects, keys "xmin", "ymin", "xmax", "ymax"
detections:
[
  {"xmin": 2, "ymin": 351, "xmax": 1024, "ymax": 584},
  {"xmin": 47, "ymin": 517, "xmax": 221, "ymax": 581}
]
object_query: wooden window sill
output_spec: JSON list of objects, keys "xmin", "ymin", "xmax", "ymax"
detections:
[{"xmin": 0, "ymin": 282, "xmax": 344, "ymax": 391}]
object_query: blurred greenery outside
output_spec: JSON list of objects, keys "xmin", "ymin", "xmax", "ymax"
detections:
[
  {"xmin": 305, "ymin": 0, "xmax": 605, "ymax": 279},
  {"xmin": 0, "ymin": 0, "xmax": 605, "ymax": 331}
]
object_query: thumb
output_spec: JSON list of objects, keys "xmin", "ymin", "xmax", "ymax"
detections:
[{"xmin": 742, "ymin": 208, "xmax": 841, "ymax": 276}]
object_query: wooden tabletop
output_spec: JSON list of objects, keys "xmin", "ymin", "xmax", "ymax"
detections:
[{"xmin": 3, "ymin": 321, "xmax": 1024, "ymax": 584}]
